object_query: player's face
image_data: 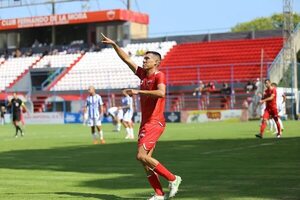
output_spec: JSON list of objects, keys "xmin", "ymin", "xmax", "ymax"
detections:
[
  {"xmin": 143, "ymin": 53, "xmax": 159, "ymax": 70},
  {"xmin": 13, "ymin": 93, "xmax": 17, "ymax": 99},
  {"xmin": 88, "ymin": 87, "xmax": 95, "ymax": 95},
  {"xmin": 265, "ymin": 81, "xmax": 271, "ymax": 88}
]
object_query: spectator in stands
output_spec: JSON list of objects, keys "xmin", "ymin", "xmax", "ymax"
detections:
[
  {"xmin": 241, "ymin": 99, "xmax": 249, "ymax": 122},
  {"xmin": 13, "ymin": 49, "xmax": 22, "ymax": 58},
  {"xmin": 193, "ymin": 80, "xmax": 205, "ymax": 109},
  {"xmin": 25, "ymin": 48, "xmax": 33, "ymax": 57},
  {"xmin": 255, "ymin": 78, "xmax": 262, "ymax": 93},
  {"xmin": 204, "ymin": 82, "xmax": 215, "ymax": 108},
  {"xmin": 220, "ymin": 82, "xmax": 231, "ymax": 109},
  {"xmin": 245, "ymin": 80, "xmax": 257, "ymax": 93},
  {"xmin": 32, "ymin": 39, "xmax": 40, "ymax": 48}
]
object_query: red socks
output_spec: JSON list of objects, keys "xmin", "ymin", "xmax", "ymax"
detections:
[
  {"xmin": 147, "ymin": 172, "xmax": 164, "ymax": 196},
  {"xmin": 260, "ymin": 120, "xmax": 267, "ymax": 136},
  {"xmin": 154, "ymin": 163, "xmax": 176, "ymax": 182}
]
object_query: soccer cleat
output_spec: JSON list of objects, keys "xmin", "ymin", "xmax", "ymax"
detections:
[
  {"xmin": 276, "ymin": 134, "xmax": 281, "ymax": 138},
  {"xmin": 272, "ymin": 131, "xmax": 277, "ymax": 135},
  {"xmin": 100, "ymin": 139, "xmax": 106, "ymax": 144},
  {"xmin": 125, "ymin": 135, "xmax": 130, "ymax": 139},
  {"xmin": 129, "ymin": 135, "xmax": 135, "ymax": 140},
  {"xmin": 255, "ymin": 134, "xmax": 263, "ymax": 139},
  {"xmin": 93, "ymin": 140, "xmax": 98, "ymax": 145},
  {"xmin": 148, "ymin": 194, "xmax": 167, "ymax": 200},
  {"xmin": 168, "ymin": 175, "xmax": 182, "ymax": 198}
]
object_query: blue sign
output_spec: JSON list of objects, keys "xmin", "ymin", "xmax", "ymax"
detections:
[
  {"xmin": 64, "ymin": 112, "xmax": 111, "ymax": 124},
  {"xmin": 64, "ymin": 112, "xmax": 82, "ymax": 124}
]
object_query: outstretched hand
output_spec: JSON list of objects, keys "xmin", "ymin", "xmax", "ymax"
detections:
[
  {"xmin": 101, "ymin": 33, "xmax": 115, "ymax": 45},
  {"xmin": 124, "ymin": 89, "xmax": 139, "ymax": 96}
]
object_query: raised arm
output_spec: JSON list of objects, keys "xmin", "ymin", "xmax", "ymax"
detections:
[{"xmin": 101, "ymin": 33, "xmax": 138, "ymax": 73}]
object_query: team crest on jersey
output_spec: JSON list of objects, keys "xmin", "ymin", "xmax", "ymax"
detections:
[
  {"xmin": 147, "ymin": 80, "xmax": 153, "ymax": 85},
  {"xmin": 15, "ymin": 103, "xmax": 19, "ymax": 107}
]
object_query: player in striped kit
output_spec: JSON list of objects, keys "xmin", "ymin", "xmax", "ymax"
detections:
[
  {"xmin": 84, "ymin": 86, "xmax": 105, "ymax": 144},
  {"xmin": 120, "ymin": 89, "xmax": 134, "ymax": 139}
]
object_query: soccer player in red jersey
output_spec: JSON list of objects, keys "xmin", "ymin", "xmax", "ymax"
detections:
[
  {"xmin": 256, "ymin": 79, "xmax": 281, "ymax": 139},
  {"xmin": 102, "ymin": 33, "xmax": 181, "ymax": 200}
]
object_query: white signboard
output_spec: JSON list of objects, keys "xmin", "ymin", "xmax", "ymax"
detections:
[{"xmin": 24, "ymin": 112, "xmax": 64, "ymax": 124}]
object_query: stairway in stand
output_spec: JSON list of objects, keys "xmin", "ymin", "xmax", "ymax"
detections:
[{"xmin": 32, "ymin": 95, "xmax": 48, "ymax": 112}]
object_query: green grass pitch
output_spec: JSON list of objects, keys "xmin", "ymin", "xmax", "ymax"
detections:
[{"xmin": 0, "ymin": 121, "xmax": 299, "ymax": 200}]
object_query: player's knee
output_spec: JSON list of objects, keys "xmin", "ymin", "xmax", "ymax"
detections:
[{"xmin": 136, "ymin": 152, "xmax": 146, "ymax": 162}]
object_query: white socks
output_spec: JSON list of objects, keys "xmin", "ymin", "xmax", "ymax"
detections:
[
  {"xmin": 125, "ymin": 127, "xmax": 134, "ymax": 139},
  {"xmin": 116, "ymin": 123, "xmax": 121, "ymax": 131},
  {"xmin": 92, "ymin": 131, "xmax": 104, "ymax": 140},
  {"xmin": 99, "ymin": 130, "xmax": 104, "ymax": 140},
  {"xmin": 92, "ymin": 133, "xmax": 98, "ymax": 140},
  {"xmin": 130, "ymin": 128, "xmax": 134, "ymax": 138}
]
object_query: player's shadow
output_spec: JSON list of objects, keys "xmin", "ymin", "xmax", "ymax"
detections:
[
  {"xmin": 56, "ymin": 192, "xmax": 142, "ymax": 199},
  {"xmin": 0, "ymin": 137, "xmax": 299, "ymax": 199}
]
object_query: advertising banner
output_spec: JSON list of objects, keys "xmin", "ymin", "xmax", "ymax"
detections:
[
  {"xmin": 0, "ymin": 9, "xmax": 149, "ymax": 31},
  {"xmin": 24, "ymin": 112, "xmax": 64, "ymax": 124},
  {"xmin": 182, "ymin": 110, "xmax": 242, "ymax": 123},
  {"xmin": 164, "ymin": 112, "xmax": 181, "ymax": 123}
]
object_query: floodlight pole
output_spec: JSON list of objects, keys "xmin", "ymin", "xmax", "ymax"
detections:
[
  {"xmin": 127, "ymin": 0, "xmax": 131, "ymax": 10},
  {"xmin": 51, "ymin": 0, "xmax": 56, "ymax": 46}
]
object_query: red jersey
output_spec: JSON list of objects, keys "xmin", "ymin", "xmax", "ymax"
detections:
[
  {"xmin": 263, "ymin": 87, "xmax": 277, "ymax": 109},
  {"xmin": 135, "ymin": 67, "xmax": 166, "ymax": 126}
]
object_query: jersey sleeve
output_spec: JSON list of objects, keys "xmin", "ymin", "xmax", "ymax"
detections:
[
  {"xmin": 272, "ymin": 88, "xmax": 277, "ymax": 96},
  {"xmin": 156, "ymin": 72, "xmax": 166, "ymax": 85},
  {"xmin": 135, "ymin": 67, "xmax": 146, "ymax": 80}
]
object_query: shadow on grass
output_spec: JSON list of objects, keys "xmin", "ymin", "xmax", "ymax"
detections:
[
  {"xmin": 56, "ymin": 192, "xmax": 144, "ymax": 199},
  {"xmin": 0, "ymin": 137, "xmax": 299, "ymax": 199}
]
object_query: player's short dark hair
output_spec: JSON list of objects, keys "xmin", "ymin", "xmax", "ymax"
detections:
[
  {"xmin": 145, "ymin": 51, "xmax": 162, "ymax": 60},
  {"xmin": 271, "ymin": 82, "xmax": 277, "ymax": 87},
  {"xmin": 264, "ymin": 79, "xmax": 271, "ymax": 83}
]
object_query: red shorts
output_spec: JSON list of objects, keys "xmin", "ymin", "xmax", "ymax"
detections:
[
  {"xmin": 138, "ymin": 121, "xmax": 165, "ymax": 151},
  {"xmin": 263, "ymin": 107, "xmax": 278, "ymax": 119}
]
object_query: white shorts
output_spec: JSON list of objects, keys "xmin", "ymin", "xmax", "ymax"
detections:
[
  {"xmin": 123, "ymin": 110, "xmax": 133, "ymax": 122},
  {"xmin": 88, "ymin": 118, "xmax": 102, "ymax": 127},
  {"xmin": 108, "ymin": 107, "xmax": 123, "ymax": 120}
]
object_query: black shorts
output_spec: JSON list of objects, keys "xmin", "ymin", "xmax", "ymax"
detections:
[{"xmin": 12, "ymin": 113, "xmax": 21, "ymax": 122}]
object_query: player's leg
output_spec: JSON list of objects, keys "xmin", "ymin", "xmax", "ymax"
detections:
[
  {"xmin": 271, "ymin": 109, "xmax": 281, "ymax": 137},
  {"xmin": 269, "ymin": 118, "xmax": 278, "ymax": 134},
  {"xmin": 90, "ymin": 126, "xmax": 98, "ymax": 144},
  {"xmin": 123, "ymin": 121, "xmax": 130, "ymax": 139},
  {"xmin": 122, "ymin": 114, "xmax": 132, "ymax": 139},
  {"xmin": 143, "ymin": 148, "xmax": 165, "ymax": 199},
  {"xmin": 96, "ymin": 125, "xmax": 105, "ymax": 144},
  {"xmin": 13, "ymin": 120, "xmax": 19, "ymax": 137},
  {"xmin": 256, "ymin": 110, "xmax": 269, "ymax": 138},
  {"xmin": 137, "ymin": 145, "xmax": 181, "ymax": 198},
  {"xmin": 128, "ymin": 111, "xmax": 134, "ymax": 139},
  {"xmin": 268, "ymin": 118, "xmax": 274, "ymax": 132},
  {"xmin": 128, "ymin": 121, "xmax": 134, "ymax": 139},
  {"xmin": 13, "ymin": 113, "xmax": 23, "ymax": 137},
  {"xmin": 278, "ymin": 117, "xmax": 284, "ymax": 131}
]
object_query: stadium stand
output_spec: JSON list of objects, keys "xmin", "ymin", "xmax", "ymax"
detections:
[
  {"xmin": 50, "ymin": 41, "xmax": 176, "ymax": 91},
  {"xmin": 0, "ymin": 56, "xmax": 41, "ymax": 91},
  {"xmin": 33, "ymin": 53, "xmax": 81, "ymax": 69},
  {"xmin": 160, "ymin": 37, "xmax": 283, "ymax": 85}
]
